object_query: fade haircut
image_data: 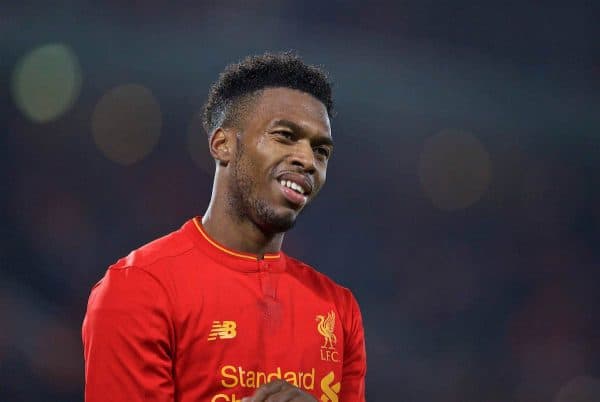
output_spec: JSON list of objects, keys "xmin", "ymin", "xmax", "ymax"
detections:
[{"xmin": 202, "ymin": 51, "xmax": 333, "ymax": 136}]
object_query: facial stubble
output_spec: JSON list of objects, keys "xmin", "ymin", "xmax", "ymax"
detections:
[{"xmin": 227, "ymin": 139, "xmax": 297, "ymax": 234}]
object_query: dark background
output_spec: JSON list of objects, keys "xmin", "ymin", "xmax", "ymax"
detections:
[{"xmin": 2, "ymin": 1, "xmax": 599, "ymax": 401}]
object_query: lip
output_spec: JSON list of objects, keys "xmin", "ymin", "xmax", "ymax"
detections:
[
  {"xmin": 276, "ymin": 172, "xmax": 313, "ymax": 196},
  {"xmin": 278, "ymin": 183, "xmax": 308, "ymax": 207}
]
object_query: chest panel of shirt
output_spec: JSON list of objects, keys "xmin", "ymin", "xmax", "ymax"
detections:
[{"xmin": 172, "ymin": 261, "xmax": 344, "ymax": 399}]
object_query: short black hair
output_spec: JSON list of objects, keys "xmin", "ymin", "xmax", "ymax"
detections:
[{"xmin": 202, "ymin": 51, "xmax": 333, "ymax": 136}]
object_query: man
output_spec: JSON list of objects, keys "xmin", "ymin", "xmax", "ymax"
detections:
[{"xmin": 82, "ymin": 52, "xmax": 366, "ymax": 402}]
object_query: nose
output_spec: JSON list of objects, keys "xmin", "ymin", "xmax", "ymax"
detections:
[{"xmin": 290, "ymin": 140, "xmax": 316, "ymax": 173}]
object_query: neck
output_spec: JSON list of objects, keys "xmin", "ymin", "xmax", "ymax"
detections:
[{"xmin": 202, "ymin": 178, "xmax": 284, "ymax": 258}]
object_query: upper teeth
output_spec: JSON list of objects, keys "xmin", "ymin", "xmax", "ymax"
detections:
[{"xmin": 280, "ymin": 179, "xmax": 305, "ymax": 195}]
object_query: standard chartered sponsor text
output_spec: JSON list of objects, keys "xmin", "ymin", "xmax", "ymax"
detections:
[
  {"xmin": 220, "ymin": 365, "xmax": 315, "ymax": 390},
  {"xmin": 211, "ymin": 366, "xmax": 339, "ymax": 402}
]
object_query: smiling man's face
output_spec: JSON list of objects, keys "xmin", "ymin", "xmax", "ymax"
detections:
[{"xmin": 227, "ymin": 87, "xmax": 333, "ymax": 233}]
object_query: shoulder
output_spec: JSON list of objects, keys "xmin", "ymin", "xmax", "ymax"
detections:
[
  {"xmin": 88, "ymin": 224, "xmax": 196, "ymax": 306},
  {"xmin": 285, "ymin": 255, "xmax": 360, "ymax": 317},
  {"xmin": 82, "ymin": 231, "xmax": 184, "ymax": 346},
  {"xmin": 112, "ymin": 224, "xmax": 196, "ymax": 272}
]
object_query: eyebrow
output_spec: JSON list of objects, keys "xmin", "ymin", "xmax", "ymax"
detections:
[{"xmin": 271, "ymin": 119, "xmax": 334, "ymax": 148}]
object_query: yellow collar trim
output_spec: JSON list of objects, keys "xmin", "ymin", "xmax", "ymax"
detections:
[{"xmin": 192, "ymin": 217, "xmax": 281, "ymax": 261}]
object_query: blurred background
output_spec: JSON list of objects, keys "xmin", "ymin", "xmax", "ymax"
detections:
[{"xmin": 1, "ymin": 1, "xmax": 599, "ymax": 401}]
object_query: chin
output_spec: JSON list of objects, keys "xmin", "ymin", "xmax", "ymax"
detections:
[
  {"xmin": 254, "ymin": 203, "xmax": 298, "ymax": 233},
  {"xmin": 266, "ymin": 211, "xmax": 297, "ymax": 233}
]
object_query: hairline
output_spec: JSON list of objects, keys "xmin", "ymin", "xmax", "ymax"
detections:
[{"xmin": 218, "ymin": 86, "xmax": 331, "ymax": 133}]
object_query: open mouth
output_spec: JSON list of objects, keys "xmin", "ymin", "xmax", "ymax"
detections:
[
  {"xmin": 276, "ymin": 174, "xmax": 312, "ymax": 207},
  {"xmin": 278, "ymin": 179, "xmax": 308, "ymax": 207},
  {"xmin": 279, "ymin": 179, "xmax": 307, "ymax": 195}
]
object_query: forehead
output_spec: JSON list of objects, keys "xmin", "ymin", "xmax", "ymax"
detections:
[{"xmin": 246, "ymin": 87, "xmax": 331, "ymax": 136}]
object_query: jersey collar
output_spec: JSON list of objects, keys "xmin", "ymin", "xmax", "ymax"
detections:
[{"xmin": 184, "ymin": 217, "xmax": 286, "ymax": 272}]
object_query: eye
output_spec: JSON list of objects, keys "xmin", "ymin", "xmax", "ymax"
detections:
[
  {"xmin": 274, "ymin": 131, "xmax": 294, "ymax": 141},
  {"xmin": 314, "ymin": 146, "xmax": 331, "ymax": 159}
]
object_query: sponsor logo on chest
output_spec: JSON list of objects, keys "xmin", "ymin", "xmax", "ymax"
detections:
[{"xmin": 203, "ymin": 313, "xmax": 341, "ymax": 401}]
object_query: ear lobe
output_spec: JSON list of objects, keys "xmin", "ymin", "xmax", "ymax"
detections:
[{"xmin": 209, "ymin": 128, "xmax": 233, "ymax": 165}]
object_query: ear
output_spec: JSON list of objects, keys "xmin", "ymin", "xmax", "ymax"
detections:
[{"xmin": 208, "ymin": 127, "xmax": 234, "ymax": 166}]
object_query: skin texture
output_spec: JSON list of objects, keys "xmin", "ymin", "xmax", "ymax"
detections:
[
  {"xmin": 202, "ymin": 87, "xmax": 331, "ymax": 401},
  {"xmin": 202, "ymin": 87, "xmax": 333, "ymax": 257}
]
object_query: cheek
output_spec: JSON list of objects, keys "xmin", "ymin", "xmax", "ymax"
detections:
[
  {"xmin": 315, "ymin": 166, "xmax": 327, "ymax": 190},
  {"xmin": 253, "ymin": 139, "xmax": 275, "ymax": 161},
  {"xmin": 239, "ymin": 146, "xmax": 269, "ymax": 176},
  {"xmin": 255, "ymin": 135, "xmax": 278, "ymax": 158}
]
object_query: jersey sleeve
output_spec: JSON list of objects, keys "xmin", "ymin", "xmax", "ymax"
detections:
[
  {"xmin": 82, "ymin": 266, "xmax": 175, "ymax": 402},
  {"xmin": 340, "ymin": 291, "xmax": 367, "ymax": 401}
]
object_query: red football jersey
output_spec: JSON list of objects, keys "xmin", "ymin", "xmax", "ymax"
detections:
[{"xmin": 82, "ymin": 217, "xmax": 366, "ymax": 402}]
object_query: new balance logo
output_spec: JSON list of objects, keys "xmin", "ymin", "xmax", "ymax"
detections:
[{"xmin": 208, "ymin": 320, "xmax": 237, "ymax": 341}]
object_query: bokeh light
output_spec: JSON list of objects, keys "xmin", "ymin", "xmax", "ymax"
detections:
[
  {"xmin": 2, "ymin": 4, "xmax": 598, "ymax": 401},
  {"xmin": 418, "ymin": 129, "xmax": 491, "ymax": 210},
  {"xmin": 92, "ymin": 84, "xmax": 162, "ymax": 165},
  {"xmin": 11, "ymin": 43, "xmax": 82, "ymax": 123},
  {"xmin": 555, "ymin": 376, "xmax": 600, "ymax": 402}
]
